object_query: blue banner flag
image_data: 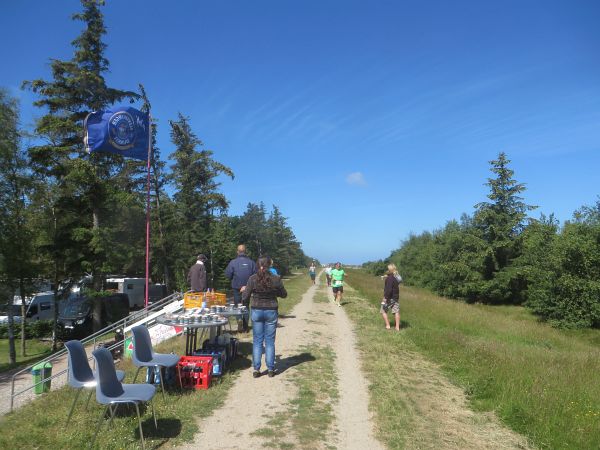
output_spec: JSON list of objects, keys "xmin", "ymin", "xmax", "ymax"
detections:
[{"xmin": 84, "ymin": 106, "xmax": 150, "ymax": 161}]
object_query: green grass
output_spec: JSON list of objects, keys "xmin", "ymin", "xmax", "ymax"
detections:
[
  {"xmin": 0, "ymin": 339, "xmax": 52, "ymax": 372},
  {"xmin": 0, "ymin": 273, "xmax": 309, "ymax": 449},
  {"xmin": 253, "ymin": 344, "xmax": 338, "ymax": 449},
  {"xmin": 0, "ymin": 336, "xmax": 236, "ymax": 449},
  {"xmin": 346, "ymin": 268, "xmax": 600, "ymax": 450},
  {"xmin": 279, "ymin": 272, "xmax": 312, "ymax": 316}
]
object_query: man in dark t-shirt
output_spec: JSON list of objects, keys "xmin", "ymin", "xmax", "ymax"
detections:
[{"xmin": 225, "ymin": 244, "xmax": 256, "ymax": 331}]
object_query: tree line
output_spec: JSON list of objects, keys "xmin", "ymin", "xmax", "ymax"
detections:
[
  {"xmin": 0, "ymin": 0, "xmax": 310, "ymax": 363},
  {"xmin": 364, "ymin": 152, "xmax": 600, "ymax": 329}
]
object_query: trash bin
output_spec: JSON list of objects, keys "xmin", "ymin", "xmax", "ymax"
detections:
[
  {"xmin": 124, "ymin": 336, "xmax": 134, "ymax": 359},
  {"xmin": 32, "ymin": 362, "xmax": 52, "ymax": 394}
]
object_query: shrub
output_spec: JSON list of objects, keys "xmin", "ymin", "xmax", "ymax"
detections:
[{"xmin": 0, "ymin": 320, "xmax": 54, "ymax": 339}]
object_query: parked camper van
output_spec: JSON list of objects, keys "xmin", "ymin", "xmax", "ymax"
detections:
[
  {"xmin": 25, "ymin": 292, "xmax": 65, "ymax": 321},
  {"xmin": 0, "ymin": 292, "xmax": 66, "ymax": 324},
  {"xmin": 104, "ymin": 278, "xmax": 167, "ymax": 308}
]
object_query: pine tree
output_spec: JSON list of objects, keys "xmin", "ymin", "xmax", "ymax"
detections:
[
  {"xmin": 236, "ymin": 202, "xmax": 268, "ymax": 259},
  {"xmin": 23, "ymin": 0, "xmax": 140, "ymax": 289},
  {"xmin": 168, "ymin": 113, "xmax": 234, "ymax": 289},
  {"xmin": 473, "ymin": 152, "xmax": 536, "ymax": 303},
  {"xmin": 0, "ymin": 89, "xmax": 36, "ymax": 360}
]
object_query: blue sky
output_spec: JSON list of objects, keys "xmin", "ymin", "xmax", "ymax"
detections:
[{"xmin": 2, "ymin": 1, "xmax": 600, "ymax": 264}]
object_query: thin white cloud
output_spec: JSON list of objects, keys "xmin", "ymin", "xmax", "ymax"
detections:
[{"xmin": 346, "ymin": 172, "xmax": 367, "ymax": 186}]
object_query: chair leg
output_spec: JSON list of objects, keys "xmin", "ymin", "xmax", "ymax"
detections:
[
  {"xmin": 108, "ymin": 404, "xmax": 118, "ymax": 428},
  {"xmin": 66, "ymin": 388, "xmax": 82, "ymax": 427},
  {"xmin": 158, "ymin": 366, "xmax": 166, "ymax": 401},
  {"xmin": 134, "ymin": 402, "xmax": 145, "ymax": 450},
  {"xmin": 90, "ymin": 405, "xmax": 109, "ymax": 449},
  {"xmin": 132, "ymin": 367, "xmax": 142, "ymax": 383},
  {"xmin": 150, "ymin": 398, "xmax": 157, "ymax": 429},
  {"xmin": 85, "ymin": 389, "xmax": 94, "ymax": 410},
  {"xmin": 177, "ymin": 365, "xmax": 183, "ymax": 390}
]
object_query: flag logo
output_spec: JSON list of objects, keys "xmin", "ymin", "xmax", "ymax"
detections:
[
  {"xmin": 109, "ymin": 111, "xmax": 136, "ymax": 150},
  {"xmin": 84, "ymin": 106, "xmax": 150, "ymax": 161}
]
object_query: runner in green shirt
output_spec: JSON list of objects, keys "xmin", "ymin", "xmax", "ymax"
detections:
[{"xmin": 330, "ymin": 262, "xmax": 346, "ymax": 307}]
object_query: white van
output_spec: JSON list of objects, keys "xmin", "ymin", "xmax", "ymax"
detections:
[
  {"xmin": 105, "ymin": 278, "xmax": 146, "ymax": 309},
  {"xmin": 0, "ymin": 292, "xmax": 62, "ymax": 323},
  {"xmin": 25, "ymin": 292, "xmax": 63, "ymax": 321}
]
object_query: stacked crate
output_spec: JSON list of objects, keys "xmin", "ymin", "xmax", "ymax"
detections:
[
  {"xmin": 177, "ymin": 356, "xmax": 213, "ymax": 390},
  {"xmin": 183, "ymin": 291, "xmax": 227, "ymax": 309}
]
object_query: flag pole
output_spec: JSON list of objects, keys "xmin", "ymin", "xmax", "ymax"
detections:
[{"xmin": 144, "ymin": 113, "xmax": 152, "ymax": 308}]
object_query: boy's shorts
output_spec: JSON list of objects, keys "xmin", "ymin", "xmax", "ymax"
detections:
[
  {"xmin": 380, "ymin": 300, "xmax": 399, "ymax": 314},
  {"xmin": 332, "ymin": 286, "xmax": 343, "ymax": 294}
]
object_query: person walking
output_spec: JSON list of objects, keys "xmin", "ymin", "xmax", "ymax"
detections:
[
  {"xmin": 242, "ymin": 256, "xmax": 287, "ymax": 378},
  {"xmin": 331, "ymin": 262, "xmax": 346, "ymax": 307},
  {"xmin": 324, "ymin": 264, "xmax": 332, "ymax": 287},
  {"xmin": 380, "ymin": 263, "xmax": 401, "ymax": 330},
  {"xmin": 187, "ymin": 254, "xmax": 208, "ymax": 292},
  {"xmin": 308, "ymin": 262, "xmax": 316, "ymax": 284},
  {"xmin": 225, "ymin": 244, "xmax": 257, "ymax": 331}
]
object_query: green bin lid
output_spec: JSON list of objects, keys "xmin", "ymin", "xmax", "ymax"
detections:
[{"xmin": 32, "ymin": 362, "xmax": 52, "ymax": 371}]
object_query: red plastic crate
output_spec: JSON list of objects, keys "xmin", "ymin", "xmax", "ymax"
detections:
[{"xmin": 177, "ymin": 356, "xmax": 213, "ymax": 390}]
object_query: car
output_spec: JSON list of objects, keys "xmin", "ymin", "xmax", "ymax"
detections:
[{"xmin": 58, "ymin": 293, "xmax": 130, "ymax": 338}]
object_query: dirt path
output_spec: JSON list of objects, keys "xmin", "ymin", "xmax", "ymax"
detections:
[
  {"xmin": 326, "ymin": 286, "xmax": 386, "ymax": 450},
  {"xmin": 180, "ymin": 275, "xmax": 384, "ymax": 450},
  {"xmin": 179, "ymin": 278, "xmax": 530, "ymax": 450},
  {"xmin": 0, "ymin": 350, "xmax": 70, "ymax": 415}
]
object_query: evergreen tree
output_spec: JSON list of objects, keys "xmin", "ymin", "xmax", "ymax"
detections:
[
  {"xmin": 473, "ymin": 152, "xmax": 536, "ymax": 303},
  {"xmin": 236, "ymin": 202, "xmax": 268, "ymax": 259},
  {"xmin": 207, "ymin": 214, "xmax": 238, "ymax": 289},
  {"xmin": 168, "ymin": 113, "xmax": 234, "ymax": 290},
  {"xmin": 474, "ymin": 152, "xmax": 536, "ymax": 274},
  {"xmin": 0, "ymin": 89, "xmax": 36, "ymax": 360},
  {"xmin": 23, "ymin": 0, "xmax": 139, "ymax": 289},
  {"xmin": 266, "ymin": 206, "xmax": 302, "ymax": 275}
]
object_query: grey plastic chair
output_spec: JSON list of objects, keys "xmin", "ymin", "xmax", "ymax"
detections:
[
  {"xmin": 131, "ymin": 325, "xmax": 181, "ymax": 399},
  {"xmin": 90, "ymin": 347, "xmax": 157, "ymax": 450},
  {"xmin": 64, "ymin": 340, "xmax": 125, "ymax": 427}
]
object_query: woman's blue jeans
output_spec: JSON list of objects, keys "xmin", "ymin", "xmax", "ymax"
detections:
[{"xmin": 251, "ymin": 309, "xmax": 278, "ymax": 371}]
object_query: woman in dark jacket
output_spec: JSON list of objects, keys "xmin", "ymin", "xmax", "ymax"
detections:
[
  {"xmin": 380, "ymin": 263, "xmax": 401, "ymax": 330},
  {"xmin": 242, "ymin": 256, "xmax": 287, "ymax": 377}
]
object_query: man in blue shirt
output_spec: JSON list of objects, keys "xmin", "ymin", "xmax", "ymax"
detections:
[{"xmin": 225, "ymin": 244, "xmax": 257, "ymax": 331}]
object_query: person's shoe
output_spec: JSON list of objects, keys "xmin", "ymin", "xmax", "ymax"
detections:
[
  {"xmin": 268, "ymin": 370, "xmax": 275, "ymax": 378},
  {"xmin": 253, "ymin": 370, "xmax": 261, "ymax": 378}
]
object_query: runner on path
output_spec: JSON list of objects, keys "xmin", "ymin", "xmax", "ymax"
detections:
[
  {"xmin": 331, "ymin": 262, "xmax": 346, "ymax": 307},
  {"xmin": 308, "ymin": 262, "xmax": 316, "ymax": 284},
  {"xmin": 325, "ymin": 264, "xmax": 332, "ymax": 286}
]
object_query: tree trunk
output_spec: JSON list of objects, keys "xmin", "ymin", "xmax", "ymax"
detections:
[
  {"xmin": 51, "ymin": 265, "xmax": 60, "ymax": 352},
  {"xmin": 51, "ymin": 206, "xmax": 59, "ymax": 352},
  {"xmin": 92, "ymin": 208, "xmax": 102, "ymax": 291},
  {"xmin": 152, "ymin": 172, "xmax": 170, "ymax": 290},
  {"xmin": 5, "ymin": 290, "xmax": 16, "ymax": 365},
  {"xmin": 19, "ymin": 278, "xmax": 26, "ymax": 357}
]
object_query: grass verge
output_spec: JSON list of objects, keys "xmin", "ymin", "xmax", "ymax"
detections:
[
  {"xmin": 0, "ymin": 273, "xmax": 308, "ymax": 449},
  {"xmin": 0, "ymin": 339, "xmax": 52, "ymax": 372},
  {"xmin": 346, "ymin": 268, "xmax": 600, "ymax": 450},
  {"xmin": 252, "ymin": 344, "xmax": 338, "ymax": 449}
]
